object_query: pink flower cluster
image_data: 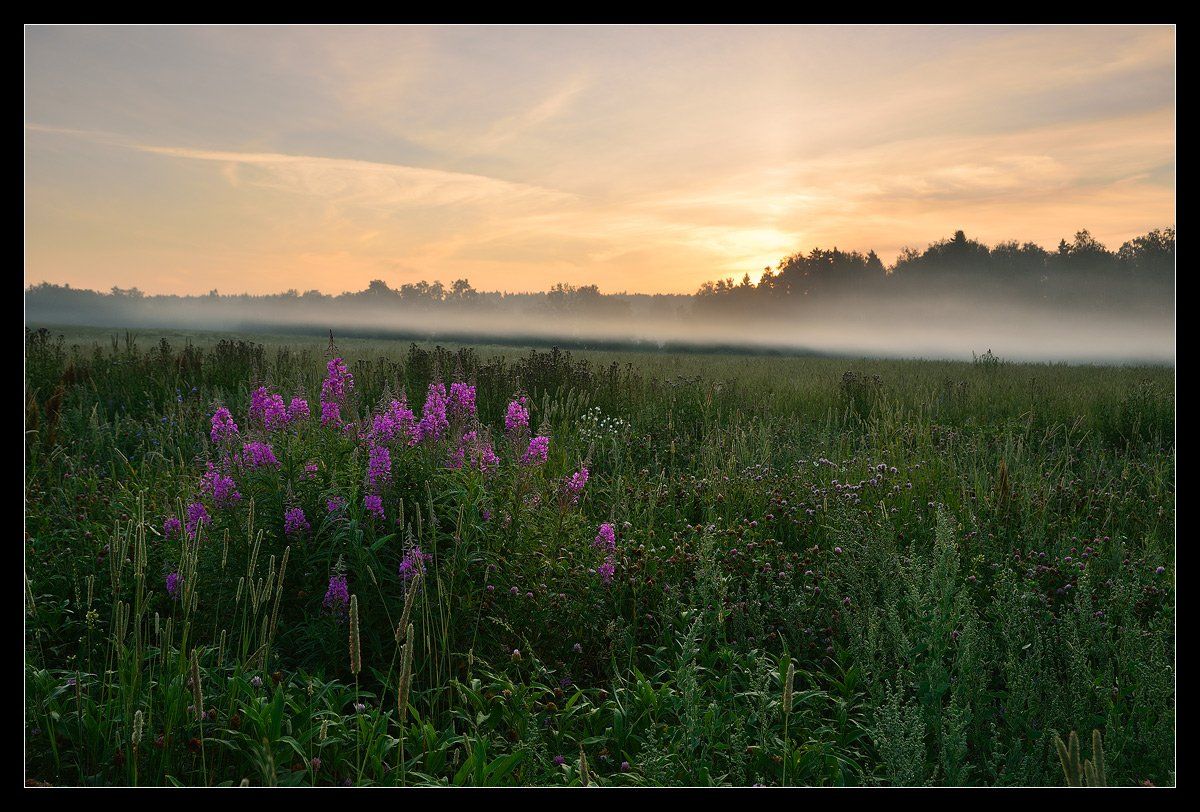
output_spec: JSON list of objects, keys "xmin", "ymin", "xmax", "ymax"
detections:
[
  {"xmin": 201, "ymin": 461, "xmax": 242, "ymax": 507},
  {"xmin": 594, "ymin": 523, "xmax": 617, "ymax": 585},
  {"xmin": 210, "ymin": 407, "xmax": 239, "ymax": 444},
  {"xmin": 521, "ymin": 435, "xmax": 550, "ymax": 467},
  {"xmin": 504, "ymin": 397, "xmax": 530, "ymax": 433}
]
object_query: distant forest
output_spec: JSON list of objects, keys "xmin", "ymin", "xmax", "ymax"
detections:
[{"xmin": 25, "ymin": 227, "xmax": 1175, "ymax": 332}]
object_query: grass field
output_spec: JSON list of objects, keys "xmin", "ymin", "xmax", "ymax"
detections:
[{"xmin": 23, "ymin": 325, "xmax": 1175, "ymax": 786}]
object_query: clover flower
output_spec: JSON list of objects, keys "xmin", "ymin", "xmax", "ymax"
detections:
[{"xmin": 209, "ymin": 407, "xmax": 239, "ymax": 444}]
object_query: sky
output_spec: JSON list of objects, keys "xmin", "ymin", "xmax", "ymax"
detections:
[{"xmin": 24, "ymin": 24, "xmax": 1176, "ymax": 296}]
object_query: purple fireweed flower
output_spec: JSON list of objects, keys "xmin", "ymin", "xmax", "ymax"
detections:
[
  {"xmin": 200, "ymin": 461, "xmax": 242, "ymax": 508},
  {"xmin": 326, "ymin": 496, "xmax": 347, "ymax": 514},
  {"xmin": 320, "ymin": 401, "xmax": 342, "ymax": 428},
  {"xmin": 594, "ymin": 523, "xmax": 616, "ymax": 552},
  {"xmin": 364, "ymin": 493, "xmax": 385, "ymax": 520},
  {"xmin": 288, "ymin": 397, "xmax": 311, "ymax": 422},
  {"xmin": 166, "ymin": 571, "xmax": 181, "ymax": 600},
  {"xmin": 284, "ymin": 506, "xmax": 310, "ymax": 536},
  {"xmin": 415, "ymin": 383, "xmax": 449, "ymax": 443},
  {"xmin": 398, "ymin": 545, "xmax": 430, "ymax": 582},
  {"xmin": 241, "ymin": 441, "xmax": 280, "ymax": 469},
  {"xmin": 596, "ymin": 557, "xmax": 616, "ymax": 585},
  {"xmin": 209, "ymin": 407, "xmax": 239, "ymax": 444},
  {"xmin": 448, "ymin": 382, "xmax": 477, "ymax": 419},
  {"xmin": 185, "ymin": 502, "xmax": 210, "ymax": 539},
  {"xmin": 447, "ymin": 430, "xmax": 499, "ymax": 473},
  {"xmin": 520, "ymin": 435, "xmax": 550, "ymax": 466},
  {"xmin": 370, "ymin": 399, "xmax": 417, "ymax": 444},
  {"xmin": 163, "ymin": 516, "xmax": 182, "ymax": 539},
  {"xmin": 564, "ymin": 467, "xmax": 589, "ymax": 501},
  {"xmin": 504, "ymin": 397, "xmax": 530, "ymax": 433},
  {"xmin": 367, "ymin": 444, "xmax": 392, "ymax": 488},
  {"xmin": 321, "ymin": 358, "xmax": 354, "ymax": 403},
  {"xmin": 250, "ymin": 386, "xmax": 290, "ymax": 430},
  {"xmin": 304, "ymin": 461, "xmax": 319, "ymax": 480},
  {"xmin": 323, "ymin": 574, "xmax": 349, "ymax": 614}
]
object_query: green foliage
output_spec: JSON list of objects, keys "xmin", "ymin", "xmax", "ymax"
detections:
[{"xmin": 24, "ymin": 328, "xmax": 1175, "ymax": 786}]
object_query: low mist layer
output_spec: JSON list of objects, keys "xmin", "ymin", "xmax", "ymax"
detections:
[{"xmin": 25, "ymin": 227, "xmax": 1175, "ymax": 364}]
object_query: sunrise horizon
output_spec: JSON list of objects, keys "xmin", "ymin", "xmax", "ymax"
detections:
[{"xmin": 24, "ymin": 24, "xmax": 1175, "ymax": 297}]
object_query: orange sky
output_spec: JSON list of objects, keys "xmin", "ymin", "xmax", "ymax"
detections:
[{"xmin": 24, "ymin": 25, "xmax": 1175, "ymax": 295}]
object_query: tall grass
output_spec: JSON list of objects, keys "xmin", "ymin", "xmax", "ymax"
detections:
[{"xmin": 24, "ymin": 327, "xmax": 1174, "ymax": 786}]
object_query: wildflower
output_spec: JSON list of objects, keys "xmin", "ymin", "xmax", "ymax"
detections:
[
  {"xmin": 511, "ymin": 648, "xmax": 522, "ymax": 662},
  {"xmin": 596, "ymin": 558, "xmax": 616, "ymax": 585},
  {"xmin": 364, "ymin": 493, "xmax": 385, "ymax": 519},
  {"xmin": 321, "ymin": 357, "xmax": 354, "ymax": 403},
  {"xmin": 594, "ymin": 523, "xmax": 616, "ymax": 552},
  {"xmin": 185, "ymin": 501, "xmax": 210, "ymax": 539},
  {"xmin": 621, "ymin": 761, "xmax": 631, "ymax": 772},
  {"xmin": 304, "ymin": 461, "xmax": 319, "ymax": 480},
  {"xmin": 249, "ymin": 386, "xmax": 290, "ymax": 430},
  {"xmin": 572, "ymin": 643, "xmax": 583, "ymax": 654},
  {"xmin": 370, "ymin": 399, "xmax": 416, "ymax": 444},
  {"xmin": 288, "ymin": 397, "xmax": 311, "ymax": 422},
  {"xmin": 398, "ymin": 545, "xmax": 430, "ymax": 582},
  {"xmin": 553, "ymin": 755, "xmax": 566, "ymax": 766},
  {"xmin": 1156, "ymin": 566, "xmax": 1166, "ymax": 575},
  {"xmin": 209, "ymin": 407, "xmax": 239, "ymax": 444},
  {"xmin": 448, "ymin": 430, "xmax": 500, "ymax": 473},
  {"xmin": 320, "ymin": 400, "xmax": 342, "ymax": 427},
  {"xmin": 415, "ymin": 383, "xmax": 449, "ymax": 443},
  {"xmin": 564, "ymin": 467, "xmax": 589, "ymax": 502},
  {"xmin": 163, "ymin": 516, "xmax": 182, "ymax": 539},
  {"xmin": 448, "ymin": 382, "xmax": 477, "ymax": 419},
  {"xmin": 241, "ymin": 441, "xmax": 280, "ymax": 469},
  {"xmin": 200, "ymin": 462, "xmax": 242, "ymax": 508},
  {"xmin": 326, "ymin": 496, "xmax": 347, "ymax": 514},
  {"xmin": 367, "ymin": 444, "xmax": 392, "ymax": 488},
  {"xmin": 250, "ymin": 675, "xmax": 263, "ymax": 689},
  {"xmin": 504, "ymin": 397, "xmax": 530, "ymax": 433},
  {"xmin": 284, "ymin": 507, "xmax": 309, "ymax": 536},
  {"xmin": 166, "ymin": 572, "xmax": 181, "ymax": 600},
  {"xmin": 323, "ymin": 574, "xmax": 349, "ymax": 614},
  {"xmin": 521, "ymin": 435, "xmax": 550, "ymax": 466}
]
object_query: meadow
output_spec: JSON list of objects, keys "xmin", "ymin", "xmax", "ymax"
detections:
[{"xmin": 23, "ymin": 326, "xmax": 1175, "ymax": 786}]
